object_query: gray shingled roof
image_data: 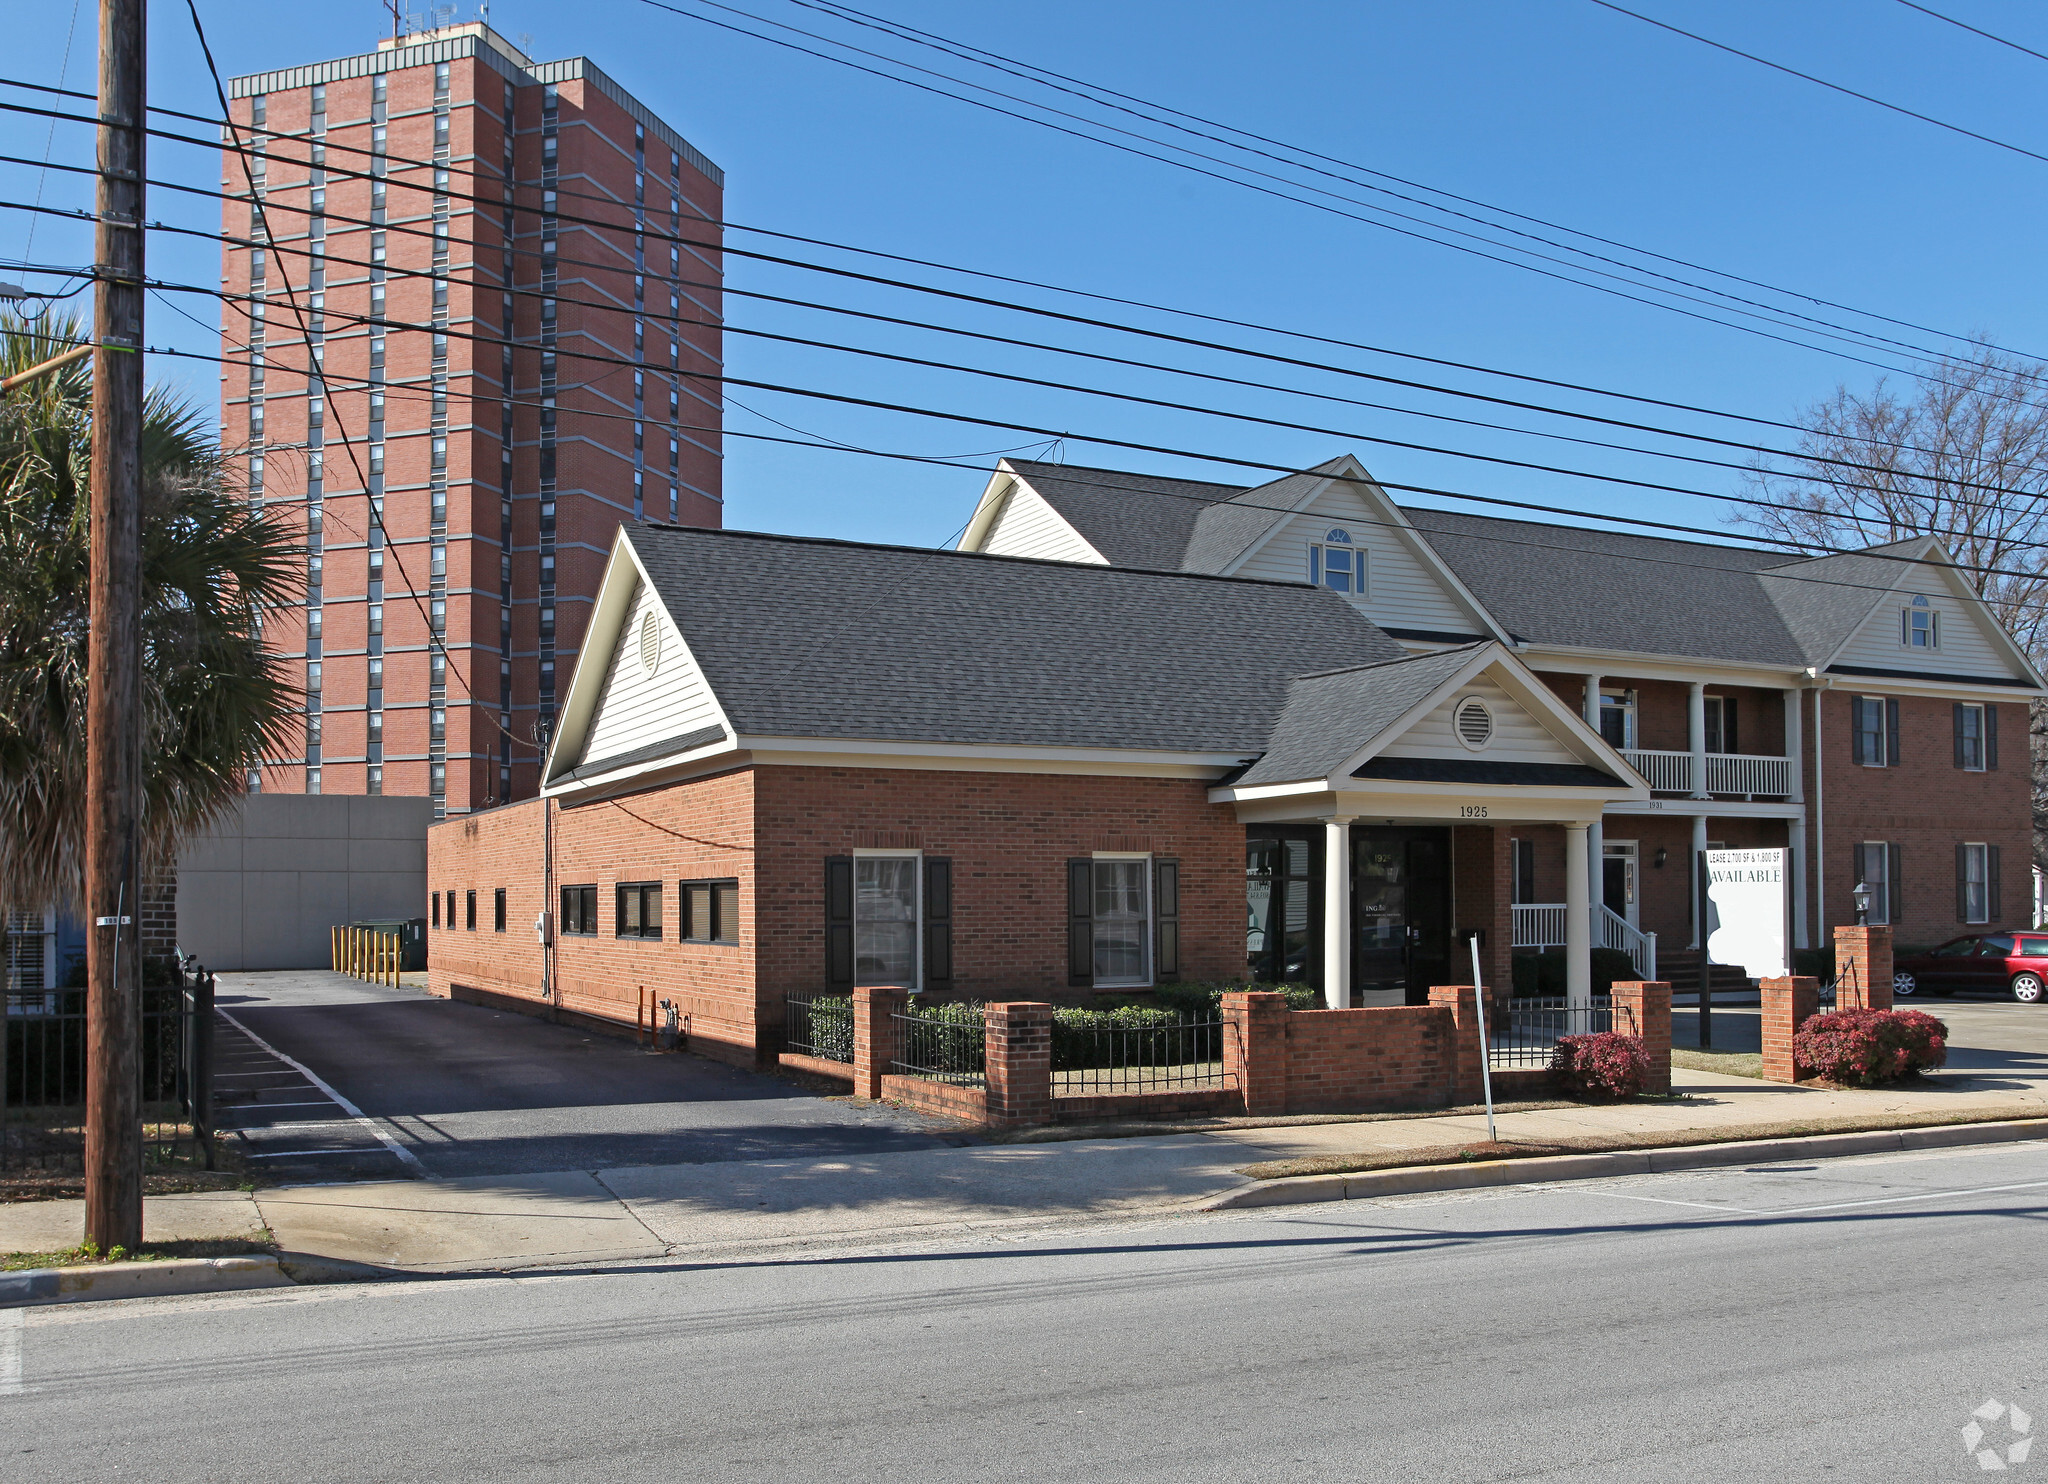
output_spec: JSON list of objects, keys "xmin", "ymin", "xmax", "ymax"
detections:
[
  {"xmin": 623, "ymin": 526, "xmax": 1406, "ymax": 756},
  {"xmin": 1233, "ymin": 647, "xmax": 1486, "ymax": 787},
  {"xmin": 1000, "ymin": 458, "xmax": 1959, "ymax": 667}
]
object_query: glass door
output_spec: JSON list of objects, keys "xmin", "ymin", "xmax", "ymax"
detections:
[
  {"xmin": 1245, "ymin": 830, "xmax": 1318, "ymax": 985},
  {"xmin": 1351, "ymin": 827, "xmax": 1453, "ymax": 1007}
]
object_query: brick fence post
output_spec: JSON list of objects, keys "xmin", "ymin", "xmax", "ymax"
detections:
[
  {"xmin": 1427, "ymin": 985, "xmax": 1487, "ymax": 1106},
  {"xmin": 1834, "ymin": 925, "xmax": 1893, "ymax": 1013},
  {"xmin": 1222, "ymin": 990, "xmax": 1290, "ymax": 1116},
  {"xmin": 852, "ymin": 985, "xmax": 908, "ymax": 1099},
  {"xmin": 1759, "ymin": 975, "xmax": 1819, "ymax": 1083},
  {"xmin": 984, "ymin": 1001, "xmax": 1053, "ymax": 1128},
  {"xmin": 1610, "ymin": 981, "xmax": 1672, "ymax": 1096}
]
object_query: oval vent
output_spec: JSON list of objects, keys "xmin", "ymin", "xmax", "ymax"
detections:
[
  {"xmin": 1454, "ymin": 697, "xmax": 1494, "ymax": 751},
  {"xmin": 638, "ymin": 611, "xmax": 662, "ymax": 677}
]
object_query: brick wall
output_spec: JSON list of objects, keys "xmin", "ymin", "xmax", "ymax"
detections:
[{"xmin": 1223, "ymin": 990, "xmax": 1463, "ymax": 1115}]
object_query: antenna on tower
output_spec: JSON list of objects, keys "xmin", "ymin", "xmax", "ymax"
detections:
[{"xmin": 386, "ymin": 0, "xmax": 402, "ymax": 42}]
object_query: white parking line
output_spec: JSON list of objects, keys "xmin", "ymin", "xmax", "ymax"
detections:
[
  {"xmin": 0, "ymin": 1309, "xmax": 22, "ymax": 1396},
  {"xmin": 215, "ymin": 1009, "xmax": 426, "ymax": 1174},
  {"xmin": 242, "ymin": 1148, "xmax": 387, "ymax": 1159}
]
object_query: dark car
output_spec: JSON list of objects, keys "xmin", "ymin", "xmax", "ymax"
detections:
[{"xmin": 1893, "ymin": 933, "xmax": 2048, "ymax": 1003}]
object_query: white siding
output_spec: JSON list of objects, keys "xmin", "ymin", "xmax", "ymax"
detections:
[
  {"xmin": 1831, "ymin": 569, "xmax": 2023, "ymax": 679},
  {"xmin": 577, "ymin": 580, "xmax": 725, "ymax": 767},
  {"xmin": 978, "ymin": 484, "xmax": 1107, "ymax": 564},
  {"xmin": 1229, "ymin": 480, "xmax": 1478, "ymax": 632},
  {"xmin": 1378, "ymin": 675, "xmax": 1581, "ymax": 765}
]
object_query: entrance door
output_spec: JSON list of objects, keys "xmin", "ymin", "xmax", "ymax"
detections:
[
  {"xmin": 1350, "ymin": 827, "xmax": 1453, "ymax": 1008},
  {"xmin": 1602, "ymin": 841, "xmax": 1638, "ymax": 926}
]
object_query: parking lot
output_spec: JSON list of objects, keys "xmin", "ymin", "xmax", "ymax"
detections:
[{"xmin": 211, "ymin": 971, "xmax": 967, "ymax": 1182}]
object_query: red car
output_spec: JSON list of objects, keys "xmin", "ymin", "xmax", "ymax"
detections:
[{"xmin": 1893, "ymin": 933, "xmax": 2048, "ymax": 1003}]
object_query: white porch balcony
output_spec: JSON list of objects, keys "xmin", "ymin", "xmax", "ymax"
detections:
[{"xmin": 1621, "ymin": 749, "xmax": 1793, "ymax": 801}]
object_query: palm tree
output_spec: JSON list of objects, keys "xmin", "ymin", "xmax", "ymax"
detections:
[{"xmin": 0, "ymin": 312, "xmax": 300, "ymax": 942}]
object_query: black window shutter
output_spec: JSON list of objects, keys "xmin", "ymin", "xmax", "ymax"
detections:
[
  {"xmin": 1067, "ymin": 859, "xmax": 1094, "ymax": 987},
  {"xmin": 1886, "ymin": 698, "xmax": 1902, "ymax": 767},
  {"xmin": 1957, "ymin": 842, "xmax": 1971, "ymax": 923},
  {"xmin": 922, "ymin": 858, "xmax": 953, "ymax": 987},
  {"xmin": 1153, "ymin": 858, "xmax": 1180, "ymax": 982},
  {"xmin": 1954, "ymin": 702, "xmax": 1967, "ymax": 768},
  {"xmin": 1987, "ymin": 704, "xmax": 2000, "ymax": 770},
  {"xmin": 824, "ymin": 857, "xmax": 854, "ymax": 989},
  {"xmin": 1990, "ymin": 845, "xmax": 2003, "ymax": 923},
  {"xmin": 1849, "ymin": 699, "xmax": 1862, "ymax": 764},
  {"xmin": 1724, "ymin": 696, "xmax": 1737, "ymax": 754},
  {"xmin": 1887, "ymin": 843, "xmax": 1903, "ymax": 928},
  {"xmin": 1850, "ymin": 841, "xmax": 1863, "ymax": 914}
]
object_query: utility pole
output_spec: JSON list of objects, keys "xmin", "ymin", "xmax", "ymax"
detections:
[{"xmin": 84, "ymin": 0, "xmax": 147, "ymax": 1253}]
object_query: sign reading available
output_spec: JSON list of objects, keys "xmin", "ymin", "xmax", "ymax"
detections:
[{"xmin": 1704, "ymin": 848, "xmax": 1790, "ymax": 980}]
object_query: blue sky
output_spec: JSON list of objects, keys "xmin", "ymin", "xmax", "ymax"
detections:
[{"xmin": 5, "ymin": 0, "xmax": 2045, "ymax": 550}]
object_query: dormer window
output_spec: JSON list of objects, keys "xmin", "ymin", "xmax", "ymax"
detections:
[
  {"xmin": 1309, "ymin": 528, "xmax": 1366, "ymax": 597},
  {"xmin": 1903, "ymin": 594, "xmax": 1939, "ymax": 649}
]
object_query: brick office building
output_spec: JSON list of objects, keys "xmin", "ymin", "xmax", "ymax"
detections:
[
  {"xmin": 223, "ymin": 22, "xmax": 722, "ymax": 816},
  {"xmin": 428, "ymin": 451, "xmax": 2044, "ymax": 1066}
]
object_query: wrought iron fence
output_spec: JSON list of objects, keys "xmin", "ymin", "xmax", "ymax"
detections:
[
  {"xmin": 1052, "ymin": 1016, "xmax": 1233, "ymax": 1095},
  {"xmin": 785, "ymin": 993, "xmax": 854, "ymax": 1064},
  {"xmin": 1489, "ymin": 996, "xmax": 1613, "ymax": 1069},
  {"xmin": 891, "ymin": 1007, "xmax": 986, "ymax": 1087},
  {"xmin": 2, "ymin": 959, "xmax": 216, "ymax": 1176}
]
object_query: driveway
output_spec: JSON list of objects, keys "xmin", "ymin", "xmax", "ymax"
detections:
[{"xmin": 209, "ymin": 970, "xmax": 963, "ymax": 1182}]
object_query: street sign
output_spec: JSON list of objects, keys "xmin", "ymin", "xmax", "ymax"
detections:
[{"xmin": 1703, "ymin": 847, "xmax": 1791, "ymax": 981}]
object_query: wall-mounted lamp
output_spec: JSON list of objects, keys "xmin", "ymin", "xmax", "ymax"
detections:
[{"xmin": 1653, "ymin": 847, "xmax": 1668, "ymax": 868}]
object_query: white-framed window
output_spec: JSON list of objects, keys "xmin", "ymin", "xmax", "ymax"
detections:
[
  {"xmin": 1090, "ymin": 853, "xmax": 1152, "ymax": 988},
  {"xmin": 1858, "ymin": 841, "xmax": 1893, "ymax": 926},
  {"xmin": 1961, "ymin": 842, "xmax": 1992, "ymax": 925},
  {"xmin": 1308, "ymin": 528, "xmax": 1366, "ymax": 597},
  {"xmin": 1853, "ymin": 696, "xmax": 1890, "ymax": 767},
  {"xmin": 1598, "ymin": 689, "xmax": 1635, "ymax": 750},
  {"xmin": 854, "ymin": 851, "xmax": 921, "ymax": 988},
  {"xmin": 1903, "ymin": 595, "xmax": 1940, "ymax": 649},
  {"xmin": 1957, "ymin": 702, "xmax": 1986, "ymax": 771},
  {"xmin": 1703, "ymin": 695, "xmax": 1737, "ymax": 754}
]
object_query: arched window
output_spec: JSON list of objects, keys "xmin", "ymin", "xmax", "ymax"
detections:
[
  {"xmin": 1309, "ymin": 528, "xmax": 1365, "ymax": 596},
  {"xmin": 1902, "ymin": 593, "xmax": 1939, "ymax": 649}
]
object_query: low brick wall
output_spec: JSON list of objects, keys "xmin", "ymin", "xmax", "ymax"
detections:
[
  {"xmin": 1052, "ymin": 1088, "xmax": 1238, "ymax": 1122},
  {"xmin": 880, "ymin": 1073, "xmax": 988, "ymax": 1122},
  {"xmin": 1223, "ymin": 990, "xmax": 1469, "ymax": 1116},
  {"xmin": 778, "ymin": 1050, "xmax": 855, "ymax": 1086}
]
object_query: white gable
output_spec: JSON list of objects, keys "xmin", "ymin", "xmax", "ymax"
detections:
[
  {"xmin": 577, "ymin": 578, "xmax": 725, "ymax": 768},
  {"xmin": 1225, "ymin": 477, "xmax": 1485, "ymax": 635},
  {"xmin": 1831, "ymin": 562, "xmax": 2028, "ymax": 680},
  {"xmin": 1377, "ymin": 674, "xmax": 1584, "ymax": 766},
  {"xmin": 977, "ymin": 482, "xmax": 1107, "ymax": 564}
]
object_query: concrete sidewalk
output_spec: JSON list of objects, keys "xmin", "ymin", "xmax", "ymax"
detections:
[{"xmin": 10, "ymin": 1060, "xmax": 2048, "ymax": 1277}]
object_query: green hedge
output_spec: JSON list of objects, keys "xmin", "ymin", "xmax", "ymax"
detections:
[{"xmin": 1511, "ymin": 948, "xmax": 1641, "ymax": 997}]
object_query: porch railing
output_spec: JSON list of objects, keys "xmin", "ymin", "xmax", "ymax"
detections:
[
  {"xmin": 1620, "ymin": 749, "xmax": 1792, "ymax": 799},
  {"xmin": 1509, "ymin": 903, "xmax": 1656, "ymax": 980}
]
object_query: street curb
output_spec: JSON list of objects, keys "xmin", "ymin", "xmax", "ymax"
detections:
[
  {"xmin": 0, "ymin": 1255, "xmax": 294, "ymax": 1308},
  {"xmin": 1200, "ymin": 1117, "xmax": 2048, "ymax": 1210}
]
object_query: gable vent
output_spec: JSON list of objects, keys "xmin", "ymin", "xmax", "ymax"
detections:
[
  {"xmin": 638, "ymin": 610, "xmax": 662, "ymax": 677},
  {"xmin": 1454, "ymin": 697, "xmax": 1494, "ymax": 751}
]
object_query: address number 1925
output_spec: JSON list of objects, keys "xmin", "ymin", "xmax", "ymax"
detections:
[{"xmin": 1458, "ymin": 805, "xmax": 1489, "ymax": 819}]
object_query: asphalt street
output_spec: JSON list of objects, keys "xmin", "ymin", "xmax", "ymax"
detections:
[
  {"xmin": 211, "ymin": 971, "xmax": 960, "ymax": 1179},
  {"xmin": 9, "ymin": 1140, "xmax": 2048, "ymax": 1481}
]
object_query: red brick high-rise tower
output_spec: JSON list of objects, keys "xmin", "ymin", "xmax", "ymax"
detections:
[{"xmin": 223, "ymin": 23, "xmax": 722, "ymax": 816}]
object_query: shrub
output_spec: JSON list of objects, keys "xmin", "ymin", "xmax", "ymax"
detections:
[
  {"xmin": 1793, "ymin": 1008, "xmax": 1947, "ymax": 1086},
  {"xmin": 1137, "ymin": 981, "xmax": 1319, "ymax": 1016},
  {"xmin": 1549, "ymin": 1032, "xmax": 1651, "ymax": 1099},
  {"xmin": 1052, "ymin": 1004, "xmax": 1217, "ymax": 1070},
  {"xmin": 1512, "ymin": 948, "xmax": 1640, "ymax": 997},
  {"xmin": 800, "ymin": 994, "xmax": 854, "ymax": 1062}
]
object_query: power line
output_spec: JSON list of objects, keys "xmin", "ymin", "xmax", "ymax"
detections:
[
  {"xmin": 1896, "ymin": 0, "xmax": 2048, "ymax": 65},
  {"xmin": 1589, "ymin": 0, "xmax": 2048, "ymax": 166},
  {"xmin": 10, "ymin": 78, "xmax": 2044, "ymax": 440}
]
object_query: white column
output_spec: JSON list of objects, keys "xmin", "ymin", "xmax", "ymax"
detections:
[
  {"xmin": 1790, "ymin": 809, "xmax": 1809, "ymax": 950},
  {"xmin": 1588, "ymin": 815, "xmax": 1605, "ymax": 915},
  {"xmin": 1783, "ymin": 687, "xmax": 1804, "ymax": 804},
  {"xmin": 1564, "ymin": 823, "xmax": 1592, "ymax": 1007},
  {"xmin": 1583, "ymin": 674, "xmax": 1602, "ymax": 730},
  {"xmin": 1323, "ymin": 818, "xmax": 1352, "ymax": 1010},
  {"xmin": 1688, "ymin": 681, "xmax": 1709, "ymax": 800},
  {"xmin": 1689, "ymin": 813, "xmax": 1710, "ymax": 949}
]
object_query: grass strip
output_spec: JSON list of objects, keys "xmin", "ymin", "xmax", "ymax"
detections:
[
  {"xmin": 2, "ymin": 1232, "xmax": 278, "ymax": 1272},
  {"xmin": 1671, "ymin": 1048, "xmax": 1764, "ymax": 1079},
  {"xmin": 1239, "ymin": 1104, "xmax": 2048, "ymax": 1181}
]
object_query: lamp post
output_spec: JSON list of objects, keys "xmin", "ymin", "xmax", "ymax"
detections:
[{"xmin": 1853, "ymin": 880, "xmax": 1872, "ymax": 927}]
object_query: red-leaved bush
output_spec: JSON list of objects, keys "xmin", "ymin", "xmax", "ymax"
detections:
[
  {"xmin": 1793, "ymin": 1008, "xmax": 1947, "ymax": 1086},
  {"xmin": 1550, "ymin": 1032, "xmax": 1651, "ymax": 1099}
]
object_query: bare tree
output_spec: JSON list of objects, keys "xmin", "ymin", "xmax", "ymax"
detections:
[{"xmin": 1738, "ymin": 341, "xmax": 2048, "ymax": 879}]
